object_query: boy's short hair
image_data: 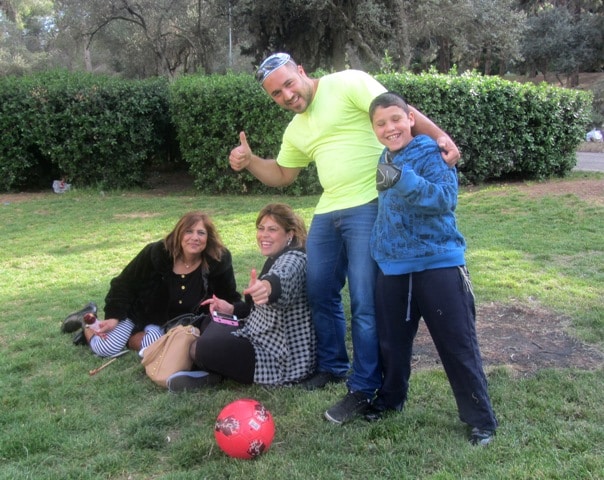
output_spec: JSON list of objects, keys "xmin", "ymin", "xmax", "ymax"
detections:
[{"xmin": 369, "ymin": 92, "xmax": 410, "ymax": 121}]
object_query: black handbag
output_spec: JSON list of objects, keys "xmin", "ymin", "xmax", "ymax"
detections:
[{"xmin": 164, "ymin": 312, "xmax": 211, "ymax": 332}]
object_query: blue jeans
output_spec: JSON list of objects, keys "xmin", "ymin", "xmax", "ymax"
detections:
[{"xmin": 306, "ymin": 201, "xmax": 381, "ymax": 397}]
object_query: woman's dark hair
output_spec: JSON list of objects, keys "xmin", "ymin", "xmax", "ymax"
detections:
[
  {"xmin": 369, "ymin": 92, "xmax": 410, "ymax": 121},
  {"xmin": 164, "ymin": 211, "xmax": 225, "ymax": 266},
  {"xmin": 256, "ymin": 203, "xmax": 307, "ymax": 249}
]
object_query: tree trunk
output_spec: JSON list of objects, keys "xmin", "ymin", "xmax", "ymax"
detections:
[
  {"xmin": 483, "ymin": 47, "xmax": 492, "ymax": 75},
  {"xmin": 328, "ymin": 0, "xmax": 381, "ymax": 69},
  {"xmin": 437, "ymin": 37, "xmax": 451, "ymax": 73},
  {"xmin": 395, "ymin": 0, "xmax": 412, "ymax": 70},
  {"xmin": 84, "ymin": 44, "xmax": 92, "ymax": 72},
  {"xmin": 568, "ymin": 71, "xmax": 580, "ymax": 87},
  {"xmin": 332, "ymin": 25, "xmax": 347, "ymax": 70}
]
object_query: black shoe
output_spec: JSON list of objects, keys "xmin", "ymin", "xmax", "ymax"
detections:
[
  {"xmin": 324, "ymin": 391, "xmax": 371, "ymax": 425},
  {"xmin": 166, "ymin": 371, "xmax": 223, "ymax": 393},
  {"xmin": 364, "ymin": 404, "xmax": 386, "ymax": 422},
  {"xmin": 470, "ymin": 428, "xmax": 495, "ymax": 446},
  {"xmin": 364, "ymin": 398, "xmax": 403, "ymax": 422},
  {"xmin": 364, "ymin": 404, "xmax": 402, "ymax": 422},
  {"xmin": 62, "ymin": 302, "xmax": 97, "ymax": 333},
  {"xmin": 301, "ymin": 371, "xmax": 346, "ymax": 391},
  {"xmin": 363, "ymin": 406, "xmax": 383, "ymax": 422},
  {"xmin": 72, "ymin": 330, "xmax": 87, "ymax": 346}
]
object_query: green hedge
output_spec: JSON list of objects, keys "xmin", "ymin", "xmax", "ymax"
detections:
[
  {"xmin": 0, "ymin": 75, "xmax": 42, "ymax": 190},
  {"xmin": 0, "ymin": 70, "xmax": 592, "ymax": 193},
  {"xmin": 171, "ymin": 71, "xmax": 591, "ymax": 192},
  {"xmin": 0, "ymin": 71, "xmax": 169, "ymax": 191},
  {"xmin": 169, "ymin": 73, "xmax": 320, "ymax": 195},
  {"xmin": 378, "ymin": 71, "xmax": 593, "ymax": 183}
]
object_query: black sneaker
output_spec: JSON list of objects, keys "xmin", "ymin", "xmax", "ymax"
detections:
[
  {"xmin": 166, "ymin": 371, "xmax": 222, "ymax": 393},
  {"xmin": 324, "ymin": 391, "xmax": 370, "ymax": 425},
  {"xmin": 470, "ymin": 427, "xmax": 495, "ymax": 446},
  {"xmin": 364, "ymin": 398, "xmax": 403, "ymax": 422},
  {"xmin": 62, "ymin": 302, "xmax": 97, "ymax": 333},
  {"xmin": 301, "ymin": 371, "xmax": 346, "ymax": 391}
]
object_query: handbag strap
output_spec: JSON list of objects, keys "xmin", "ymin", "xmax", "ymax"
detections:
[{"xmin": 164, "ymin": 313, "xmax": 205, "ymax": 332}]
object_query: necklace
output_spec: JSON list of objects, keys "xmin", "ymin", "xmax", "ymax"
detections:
[{"xmin": 182, "ymin": 257, "xmax": 200, "ymax": 269}]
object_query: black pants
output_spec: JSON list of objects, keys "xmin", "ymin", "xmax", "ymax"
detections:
[
  {"xmin": 192, "ymin": 320, "xmax": 256, "ymax": 384},
  {"xmin": 374, "ymin": 266, "xmax": 497, "ymax": 431}
]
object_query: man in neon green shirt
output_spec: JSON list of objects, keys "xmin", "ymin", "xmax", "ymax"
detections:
[{"xmin": 229, "ymin": 53, "xmax": 459, "ymax": 424}]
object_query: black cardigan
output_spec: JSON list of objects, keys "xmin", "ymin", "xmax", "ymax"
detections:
[{"xmin": 104, "ymin": 240, "xmax": 241, "ymax": 329}]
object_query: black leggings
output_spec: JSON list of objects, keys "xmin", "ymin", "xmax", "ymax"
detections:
[{"xmin": 192, "ymin": 320, "xmax": 255, "ymax": 384}]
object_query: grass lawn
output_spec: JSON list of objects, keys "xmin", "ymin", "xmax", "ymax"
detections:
[{"xmin": 0, "ymin": 173, "xmax": 602, "ymax": 479}]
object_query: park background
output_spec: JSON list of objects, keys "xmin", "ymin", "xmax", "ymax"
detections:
[{"xmin": 1, "ymin": 1, "xmax": 603, "ymax": 478}]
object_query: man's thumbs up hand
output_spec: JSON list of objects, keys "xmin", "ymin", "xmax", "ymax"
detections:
[{"xmin": 229, "ymin": 131, "xmax": 253, "ymax": 171}]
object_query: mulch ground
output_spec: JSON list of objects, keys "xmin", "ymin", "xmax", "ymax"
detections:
[{"xmin": 412, "ymin": 302, "xmax": 603, "ymax": 377}]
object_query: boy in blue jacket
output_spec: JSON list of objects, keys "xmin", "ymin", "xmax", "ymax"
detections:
[{"xmin": 368, "ymin": 92, "xmax": 498, "ymax": 445}]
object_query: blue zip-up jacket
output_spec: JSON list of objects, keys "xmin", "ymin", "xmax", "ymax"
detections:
[{"xmin": 370, "ymin": 134, "xmax": 466, "ymax": 275}]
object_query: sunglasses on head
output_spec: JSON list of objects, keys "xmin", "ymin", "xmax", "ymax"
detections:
[{"xmin": 255, "ymin": 53, "xmax": 292, "ymax": 84}]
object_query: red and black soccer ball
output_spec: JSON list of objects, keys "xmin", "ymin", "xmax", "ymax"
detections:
[{"xmin": 214, "ymin": 398, "xmax": 275, "ymax": 459}]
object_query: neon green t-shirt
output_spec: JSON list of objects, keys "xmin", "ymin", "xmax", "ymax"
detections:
[{"xmin": 276, "ymin": 70, "xmax": 386, "ymax": 214}]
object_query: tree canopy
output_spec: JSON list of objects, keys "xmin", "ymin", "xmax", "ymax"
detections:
[{"xmin": 0, "ymin": 0, "xmax": 602, "ymax": 80}]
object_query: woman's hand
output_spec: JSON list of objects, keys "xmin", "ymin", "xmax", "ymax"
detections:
[
  {"xmin": 243, "ymin": 269, "xmax": 271, "ymax": 305},
  {"xmin": 94, "ymin": 318, "xmax": 119, "ymax": 339},
  {"xmin": 201, "ymin": 295, "xmax": 234, "ymax": 315}
]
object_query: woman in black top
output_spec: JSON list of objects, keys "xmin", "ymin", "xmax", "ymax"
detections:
[{"xmin": 62, "ymin": 211, "xmax": 242, "ymax": 358}]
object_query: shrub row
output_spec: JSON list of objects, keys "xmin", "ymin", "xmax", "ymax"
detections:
[
  {"xmin": 169, "ymin": 73, "xmax": 320, "ymax": 196},
  {"xmin": 0, "ymin": 71, "xmax": 169, "ymax": 191},
  {"xmin": 0, "ymin": 70, "xmax": 592, "ymax": 193},
  {"xmin": 379, "ymin": 71, "xmax": 593, "ymax": 183}
]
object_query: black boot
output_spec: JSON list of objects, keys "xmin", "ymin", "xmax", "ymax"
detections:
[
  {"xmin": 72, "ymin": 330, "xmax": 88, "ymax": 346},
  {"xmin": 61, "ymin": 302, "xmax": 97, "ymax": 333}
]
